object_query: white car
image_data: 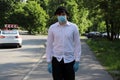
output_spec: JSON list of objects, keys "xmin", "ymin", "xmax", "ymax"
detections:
[
  {"xmin": 0, "ymin": 30, "xmax": 1, "ymax": 35},
  {"xmin": 0, "ymin": 30, "xmax": 22, "ymax": 48},
  {"xmin": 102, "ymin": 32, "xmax": 111, "ymax": 37}
]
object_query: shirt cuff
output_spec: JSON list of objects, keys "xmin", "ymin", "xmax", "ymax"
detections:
[
  {"xmin": 75, "ymin": 58, "xmax": 80, "ymax": 62},
  {"xmin": 47, "ymin": 59, "xmax": 52, "ymax": 63}
]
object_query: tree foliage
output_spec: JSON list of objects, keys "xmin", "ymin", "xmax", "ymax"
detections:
[
  {"xmin": 82, "ymin": 0, "xmax": 120, "ymax": 40},
  {"xmin": 23, "ymin": 1, "xmax": 48, "ymax": 34},
  {"xmin": 0, "ymin": 0, "xmax": 14, "ymax": 28},
  {"xmin": 0, "ymin": 0, "xmax": 120, "ymax": 39},
  {"xmin": 9, "ymin": 1, "xmax": 48, "ymax": 34}
]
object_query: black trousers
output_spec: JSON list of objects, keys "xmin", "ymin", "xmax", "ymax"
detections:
[{"xmin": 52, "ymin": 57, "xmax": 75, "ymax": 80}]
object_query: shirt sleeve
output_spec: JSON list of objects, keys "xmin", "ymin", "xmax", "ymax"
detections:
[
  {"xmin": 46, "ymin": 27, "xmax": 54, "ymax": 63},
  {"xmin": 73, "ymin": 25, "xmax": 81, "ymax": 62}
]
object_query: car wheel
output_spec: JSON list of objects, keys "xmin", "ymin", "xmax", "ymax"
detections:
[
  {"xmin": 17, "ymin": 44, "xmax": 22, "ymax": 48},
  {"xmin": 19, "ymin": 45, "xmax": 22, "ymax": 48}
]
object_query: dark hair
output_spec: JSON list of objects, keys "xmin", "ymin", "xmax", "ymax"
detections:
[{"xmin": 54, "ymin": 6, "xmax": 69, "ymax": 16}]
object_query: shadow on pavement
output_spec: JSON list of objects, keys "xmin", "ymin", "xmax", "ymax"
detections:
[{"xmin": 0, "ymin": 62, "xmax": 37, "ymax": 80}]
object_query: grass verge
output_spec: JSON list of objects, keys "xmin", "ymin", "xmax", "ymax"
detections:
[{"xmin": 86, "ymin": 38, "xmax": 120, "ymax": 80}]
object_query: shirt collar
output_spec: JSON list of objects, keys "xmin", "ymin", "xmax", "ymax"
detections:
[{"xmin": 57, "ymin": 21, "xmax": 70, "ymax": 27}]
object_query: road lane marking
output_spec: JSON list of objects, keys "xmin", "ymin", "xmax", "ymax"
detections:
[
  {"xmin": 22, "ymin": 54, "xmax": 45, "ymax": 80},
  {"xmin": 42, "ymin": 54, "xmax": 46, "ymax": 59}
]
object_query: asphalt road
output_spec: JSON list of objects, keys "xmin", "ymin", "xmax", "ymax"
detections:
[
  {"xmin": 22, "ymin": 37, "xmax": 113, "ymax": 80},
  {"xmin": 0, "ymin": 35, "xmax": 47, "ymax": 80},
  {"xmin": 0, "ymin": 35, "xmax": 113, "ymax": 80}
]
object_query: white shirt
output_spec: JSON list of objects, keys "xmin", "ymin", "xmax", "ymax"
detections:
[{"xmin": 46, "ymin": 21, "xmax": 81, "ymax": 63}]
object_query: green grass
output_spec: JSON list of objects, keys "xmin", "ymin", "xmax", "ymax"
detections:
[{"xmin": 86, "ymin": 38, "xmax": 120, "ymax": 80}]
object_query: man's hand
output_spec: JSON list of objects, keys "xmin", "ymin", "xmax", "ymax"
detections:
[
  {"xmin": 48, "ymin": 63, "xmax": 52, "ymax": 73},
  {"xmin": 73, "ymin": 62, "xmax": 79, "ymax": 72}
]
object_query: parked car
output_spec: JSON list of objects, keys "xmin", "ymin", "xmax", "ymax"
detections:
[
  {"xmin": 101, "ymin": 32, "xmax": 111, "ymax": 37},
  {"xmin": 0, "ymin": 30, "xmax": 22, "ymax": 48},
  {"xmin": 86, "ymin": 31, "xmax": 101, "ymax": 38},
  {"xmin": 102, "ymin": 32, "xmax": 120, "ymax": 39},
  {"xmin": 0, "ymin": 30, "xmax": 1, "ymax": 35}
]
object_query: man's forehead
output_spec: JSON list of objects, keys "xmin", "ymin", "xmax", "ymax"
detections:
[{"xmin": 57, "ymin": 12, "xmax": 67, "ymax": 15}]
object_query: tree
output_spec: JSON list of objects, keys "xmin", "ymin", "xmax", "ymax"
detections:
[
  {"xmin": 0, "ymin": 0, "xmax": 14, "ymax": 28},
  {"xmin": 1, "ymin": 0, "xmax": 119, "ymax": 36},
  {"xmin": 99, "ymin": 0, "xmax": 120, "ymax": 40},
  {"xmin": 9, "ymin": 1, "xmax": 48, "ymax": 34},
  {"xmin": 24, "ymin": 1, "xmax": 48, "ymax": 34}
]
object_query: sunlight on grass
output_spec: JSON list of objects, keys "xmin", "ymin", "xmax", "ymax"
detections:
[{"xmin": 86, "ymin": 38, "xmax": 120, "ymax": 80}]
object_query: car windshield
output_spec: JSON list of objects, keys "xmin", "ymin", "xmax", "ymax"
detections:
[{"xmin": 2, "ymin": 30, "xmax": 18, "ymax": 34}]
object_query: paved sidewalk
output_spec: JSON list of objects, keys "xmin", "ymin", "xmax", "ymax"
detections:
[{"xmin": 22, "ymin": 39, "xmax": 113, "ymax": 80}]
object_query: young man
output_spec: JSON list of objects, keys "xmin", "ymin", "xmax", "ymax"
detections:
[{"xmin": 46, "ymin": 6, "xmax": 81, "ymax": 80}]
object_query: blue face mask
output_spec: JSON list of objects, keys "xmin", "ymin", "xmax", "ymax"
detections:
[{"xmin": 57, "ymin": 16, "xmax": 67, "ymax": 23}]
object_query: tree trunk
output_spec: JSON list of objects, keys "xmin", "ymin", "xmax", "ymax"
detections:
[{"xmin": 105, "ymin": 19, "xmax": 110, "ymax": 40}]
